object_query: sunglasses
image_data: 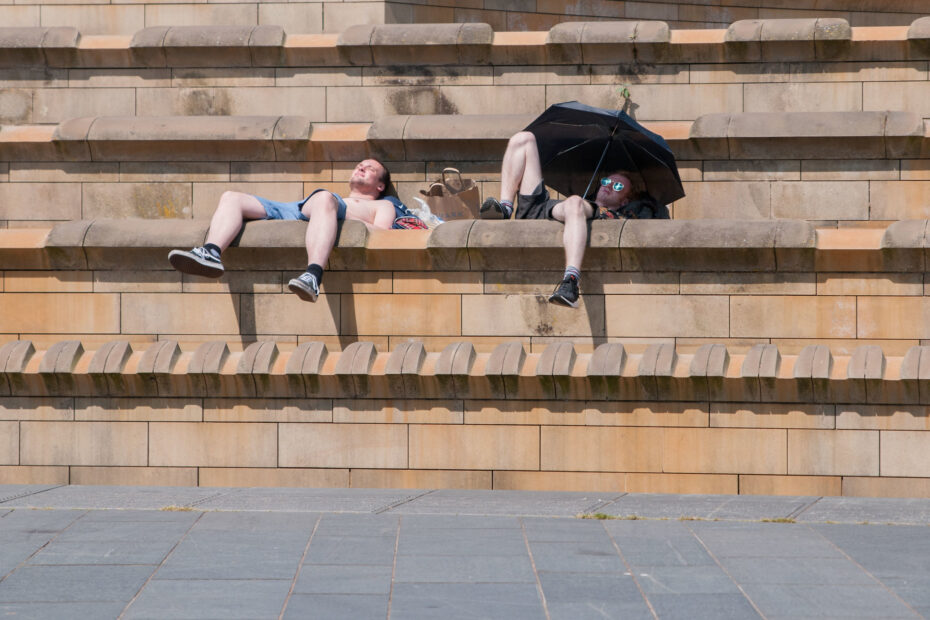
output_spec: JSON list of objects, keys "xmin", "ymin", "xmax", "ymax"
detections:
[{"xmin": 600, "ymin": 177, "xmax": 625, "ymax": 192}]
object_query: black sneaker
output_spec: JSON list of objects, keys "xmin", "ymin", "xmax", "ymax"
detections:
[
  {"xmin": 548, "ymin": 275, "xmax": 579, "ymax": 308},
  {"xmin": 479, "ymin": 197, "xmax": 511, "ymax": 220},
  {"xmin": 288, "ymin": 271, "xmax": 320, "ymax": 302},
  {"xmin": 168, "ymin": 246, "xmax": 224, "ymax": 278}
]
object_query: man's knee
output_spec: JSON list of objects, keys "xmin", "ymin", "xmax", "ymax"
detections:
[
  {"xmin": 509, "ymin": 131, "xmax": 537, "ymax": 151},
  {"xmin": 562, "ymin": 196, "xmax": 588, "ymax": 219},
  {"xmin": 303, "ymin": 191, "xmax": 339, "ymax": 217}
]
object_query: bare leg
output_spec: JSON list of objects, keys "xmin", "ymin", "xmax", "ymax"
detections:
[
  {"xmin": 301, "ymin": 192, "xmax": 340, "ymax": 266},
  {"xmin": 500, "ymin": 131, "xmax": 545, "ymax": 202},
  {"xmin": 550, "ymin": 196, "xmax": 594, "ymax": 270},
  {"xmin": 205, "ymin": 191, "xmax": 267, "ymax": 251}
]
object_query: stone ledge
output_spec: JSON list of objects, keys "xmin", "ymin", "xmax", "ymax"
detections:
[
  {"xmin": 3, "ymin": 338, "xmax": 930, "ymax": 404},
  {"xmin": 5, "ymin": 111, "xmax": 930, "ymax": 162},
  {"xmin": 0, "ymin": 19, "xmax": 929, "ymax": 69}
]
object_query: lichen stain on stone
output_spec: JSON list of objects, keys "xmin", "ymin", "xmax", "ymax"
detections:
[
  {"xmin": 386, "ymin": 87, "xmax": 458, "ymax": 115},
  {"xmin": 180, "ymin": 88, "xmax": 230, "ymax": 116},
  {"xmin": 519, "ymin": 294, "xmax": 556, "ymax": 336},
  {"xmin": 132, "ymin": 185, "xmax": 186, "ymax": 219}
]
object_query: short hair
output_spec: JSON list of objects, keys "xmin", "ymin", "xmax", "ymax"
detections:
[
  {"xmin": 369, "ymin": 158, "xmax": 391, "ymax": 198},
  {"xmin": 615, "ymin": 170, "xmax": 645, "ymax": 197}
]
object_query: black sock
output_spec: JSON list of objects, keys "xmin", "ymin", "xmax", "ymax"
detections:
[
  {"xmin": 204, "ymin": 243, "xmax": 222, "ymax": 259},
  {"xmin": 307, "ymin": 263, "xmax": 324, "ymax": 284}
]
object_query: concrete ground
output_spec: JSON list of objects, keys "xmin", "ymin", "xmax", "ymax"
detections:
[{"xmin": 1, "ymin": 485, "xmax": 929, "ymax": 619}]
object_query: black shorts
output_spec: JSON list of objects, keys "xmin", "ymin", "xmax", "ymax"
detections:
[{"xmin": 515, "ymin": 182, "xmax": 594, "ymax": 221}]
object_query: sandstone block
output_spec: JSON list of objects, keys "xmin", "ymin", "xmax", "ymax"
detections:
[
  {"xmin": 410, "ymin": 424, "xmax": 538, "ymax": 470},
  {"xmin": 462, "ymin": 293, "xmax": 605, "ymax": 338},
  {"xmin": 672, "ymin": 181, "xmax": 771, "ymax": 220},
  {"xmin": 493, "ymin": 471, "xmax": 625, "ymax": 492},
  {"xmin": 881, "ymin": 431, "xmax": 930, "ymax": 477},
  {"xmin": 0, "ymin": 293, "xmax": 119, "ymax": 334},
  {"xmin": 83, "ymin": 182, "xmax": 192, "ymax": 220},
  {"xmin": 626, "ymin": 473, "xmax": 739, "ymax": 495},
  {"xmin": 70, "ymin": 466, "xmax": 198, "ymax": 486},
  {"xmin": 546, "ymin": 83, "xmax": 742, "ymax": 121},
  {"xmin": 842, "ymin": 476, "xmax": 930, "ymax": 498},
  {"xmin": 583, "ymin": 402, "xmax": 709, "ymax": 428},
  {"xmin": 0, "ymin": 421, "xmax": 16, "ymax": 465},
  {"xmin": 259, "ymin": 5, "xmax": 323, "ymax": 38},
  {"xmin": 200, "ymin": 467, "xmax": 348, "ymax": 488},
  {"xmin": 541, "ymin": 426, "xmax": 663, "ymax": 472},
  {"xmin": 836, "ymin": 405, "xmax": 930, "ymax": 431},
  {"xmin": 858, "ymin": 297, "xmax": 930, "ymax": 339},
  {"xmin": 279, "ymin": 423, "xmax": 407, "ymax": 468},
  {"xmin": 739, "ymin": 474, "xmax": 841, "ymax": 496},
  {"xmin": 352, "ymin": 469, "xmax": 490, "ymax": 490},
  {"xmin": 40, "ymin": 6, "xmax": 143, "ymax": 36},
  {"xmin": 0, "ymin": 397, "xmax": 72, "ymax": 421},
  {"xmin": 711, "ymin": 403, "xmax": 834, "ymax": 429},
  {"xmin": 143, "ymin": 5, "xmax": 257, "ymax": 33},
  {"xmin": 771, "ymin": 181, "xmax": 868, "ymax": 220},
  {"xmin": 341, "ymin": 293, "xmax": 459, "ymax": 337},
  {"xmin": 0, "ymin": 183, "xmax": 81, "ymax": 221},
  {"xmin": 121, "ymin": 293, "xmax": 240, "ymax": 336},
  {"xmin": 20, "ymin": 421, "xmax": 147, "ymax": 466},
  {"xmin": 150, "ymin": 422, "xmax": 275, "ymax": 467},
  {"xmin": 788, "ymin": 429, "xmax": 878, "ymax": 476},
  {"xmin": 664, "ymin": 428, "xmax": 787, "ymax": 474},
  {"xmin": 731, "ymin": 296, "xmax": 856, "ymax": 339},
  {"xmin": 604, "ymin": 295, "xmax": 728, "ymax": 338},
  {"xmin": 75, "ymin": 397, "xmax": 201, "ymax": 422},
  {"xmin": 0, "ymin": 466, "xmax": 68, "ymax": 484},
  {"xmin": 870, "ymin": 181, "xmax": 930, "ymax": 220}
]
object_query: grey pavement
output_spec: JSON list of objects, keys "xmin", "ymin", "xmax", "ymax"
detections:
[{"xmin": 0, "ymin": 486, "xmax": 929, "ymax": 619}]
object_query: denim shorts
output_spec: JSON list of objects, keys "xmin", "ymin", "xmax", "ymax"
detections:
[{"xmin": 254, "ymin": 189, "xmax": 347, "ymax": 222}]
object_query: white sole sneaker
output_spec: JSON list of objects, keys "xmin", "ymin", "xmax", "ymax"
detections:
[{"xmin": 168, "ymin": 249, "xmax": 224, "ymax": 278}]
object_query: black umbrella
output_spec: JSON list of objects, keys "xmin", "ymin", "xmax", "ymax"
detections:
[{"xmin": 524, "ymin": 101, "xmax": 684, "ymax": 206}]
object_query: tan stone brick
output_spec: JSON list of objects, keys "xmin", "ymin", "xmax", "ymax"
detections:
[
  {"xmin": 75, "ymin": 398, "xmax": 201, "ymax": 422},
  {"xmin": 230, "ymin": 162, "xmax": 331, "ymax": 183},
  {"xmin": 605, "ymin": 295, "xmax": 729, "ymax": 338},
  {"xmin": 170, "ymin": 68, "xmax": 274, "ymax": 88},
  {"xmin": 121, "ymin": 293, "xmax": 240, "ymax": 335},
  {"xmin": 792, "ymin": 61, "xmax": 924, "ymax": 82},
  {"xmin": 322, "ymin": 2, "xmax": 382, "ymax": 33},
  {"xmin": 243, "ymin": 293, "xmax": 341, "ymax": 336},
  {"xmin": 731, "ymin": 296, "xmax": 856, "ymax": 339},
  {"xmin": 870, "ymin": 181, "xmax": 930, "ymax": 220},
  {"xmin": 739, "ymin": 474, "xmax": 841, "ymax": 496},
  {"xmin": 32, "ymin": 88, "xmax": 135, "ymax": 123},
  {"xmin": 149, "ymin": 422, "xmax": 275, "ymax": 467},
  {"xmin": 313, "ymin": 272, "xmax": 390, "ymax": 295},
  {"xmin": 0, "ymin": 466, "xmax": 68, "ymax": 484},
  {"xmin": 704, "ymin": 160, "xmax": 800, "ymax": 181},
  {"xmin": 200, "ymin": 467, "xmax": 348, "ymax": 487},
  {"xmin": 675, "ymin": 161, "xmax": 703, "ymax": 182},
  {"xmin": 492, "ymin": 65, "xmax": 590, "ymax": 86},
  {"xmin": 83, "ymin": 183, "xmax": 193, "ymax": 220},
  {"xmin": 0, "ymin": 293, "xmax": 119, "ymax": 334},
  {"xmin": 772, "ymin": 181, "xmax": 868, "ymax": 220},
  {"xmin": 364, "ymin": 66, "xmax": 493, "ymax": 87},
  {"xmin": 464, "ymin": 401, "xmax": 583, "ymax": 426},
  {"xmin": 10, "ymin": 162, "xmax": 119, "ymax": 183},
  {"xmin": 788, "ymin": 429, "xmax": 878, "ymax": 476},
  {"xmin": 837, "ymin": 405, "xmax": 930, "ymax": 431},
  {"xmin": 180, "ymin": 271, "xmax": 281, "ymax": 295},
  {"xmin": 344, "ymin": 294, "xmax": 459, "ymax": 336},
  {"xmin": 334, "ymin": 400, "xmax": 462, "ymax": 424},
  {"xmin": 673, "ymin": 181, "xmax": 770, "ymax": 219},
  {"xmin": 94, "ymin": 270, "xmax": 182, "ymax": 294},
  {"xmin": 276, "ymin": 67, "xmax": 362, "ymax": 88},
  {"xmin": 136, "ymin": 87, "xmax": 325, "ymax": 119},
  {"xmin": 801, "ymin": 160, "xmax": 899, "ymax": 181},
  {"xmin": 681, "ymin": 272, "xmax": 815, "ymax": 296},
  {"xmin": 541, "ymin": 427, "xmax": 662, "ymax": 472},
  {"xmin": 818, "ymin": 273, "xmax": 922, "ymax": 296},
  {"xmin": 712, "ymin": 403, "xmax": 834, "ymax": 430},
  {"xmin": 4, "ymin": 271, "xmax": 92, "ymax": 293},
  {"xmin": 901, "ymin": 160, "xmax": 930, "ymax": 180},
  {"xmin": 192, "ymin": 182, "xmax": 303, "ymax": 219},
  {"xmin": 881, "ymin": 431, "xmax": 930, "ymax": 477},
  {"xmin": 352, "ymin": 469, "xmax": 491, "ymax": 489},
  {"xmin": 678, "ymin": 4, "xmax": 757, "ymax": 22},
  {"xmin": 857, "ymin": 297, "xmax": 930, "ymax": 339},
  {"xmin": 410, "ymin": 424, "xmax": 538, "ymax": 470},
  {"xmin": 40, "ymin": 5, "xmax": 143, "ymax": 34},
  {"xmin": 627, "ymin": 473, "xmax": 739, "ymax": 495},
  {"xmin": 463, "ymin": 294, "xmax": 604, "ymax": 338},
  {"xmin": 68, "ymin": 69, "xmax": 171, "ymax": 88},
  {"xmin": 664, "ymin": 428, "xmax": 786, "ymax": 474},
  {"xmin": 584, "ymin": 402, "xmax": 709, "ymax": 428},
  {"xmin": 279, "ymin": 423, "xmax": 407, "ymax": 468},
  {"xmin": 70, "ymin": 466, "xmax": 198, "ymax": 486},
  {"xmin": 0, "ymin": 398, "xmax": 72, "ymax": 421},
  {"xmin": 0, "ymin": 183, "xmax": 81, "ymax": 221},
  {"xmin": 590, "ymin": 64, "xmax": 690, "ymax": 85},
  {"xmin": 394, "ymin": 272, "xmax": 482, "ymax": 294},
  {"xmin": 0, "ymin": 422, "xmax": 17, "ymax": 465},
  {"xmin": 144, "ymin": 4, "xmax": 257, "ymax": 28},
  {"xmin": 864, "ymin": 82, "xmax": 930, "ymax": 116},
  {"xmin": 744, "ymin": 83, "xmax": 862, "ymax": 113},
  {"xmin": 0, "ymin": 7, "xmax": 39, "ymax": 27},
  {"xmin": 842, "ymin": 476, "xmax": 930, "ymax": 498},
  {"xmin": 624, "ymin": 1, "xmax": 677, "ymax": 19},
  {"xmin": 121, "ymin": 162, "xmax": 230, "ymax": 183},
  {"xmin": 546, "ymin": 84, "xmax": 742, "ymax": 121},
  {"xmin": 493, "ymin": 471, "xmax": 626, "ymax": 492},
  {"xmin": 258, "ymin": 2, "xmax": 322, "ymax": 32},
  {"xmin": 772, "ymin": 338, "xmax": 916, "ymax": 357},
  {"xmin": 20, "ymin": 421, "xmax": 147, "ymax": 466},
  {"xmin": 483, "ymin": 271, "xmax": 679, "ymax": 295}
]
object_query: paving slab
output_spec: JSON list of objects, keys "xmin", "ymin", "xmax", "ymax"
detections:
[
  {"xmin": 648, "ymin": 592, "xmax": 762, "ymax": 620},
  {"xmin": 597, "ymin": 493, "xmax": 817, "ymax": 521},
  {"xmin": 293, "ymin": 564, "xmax": 393, "ymax": 595},
  {"xmin": 397, "ymin": 529, "xmax": 529, "ymax": 556},
  {"xmin": 688, "ymin": 521, "xmax": 842, "ymax": 558},
  {"xmin": 283, "ymin": 593, "xmax": 390, "ymax": 619},
  {"xmin": 389, "ymin": 582, "xmax": 545, "ymax": 620},
  {"xmin": 391, "ymin": 489, "xmax": 620, "ymax": 516},
  {"xmin": 304, "ymin": 534, "xmax": 398, "ymax": 565},
  {"xmin": 28, "ymin": 540, "xmax": 176, "ymax": 566},
  {"xmin": 155, "ymin": 530, "xmax": 311, "ymax": 580},
  {"xmin": 0, "ymin": 485, "xmax": 61, "ymax": 503},
  {"xmin": 634, "ymin": 565, "xmax": 741, "ymax": 595},
  {"xmin": 313, "ymin": 512, "xmax": 399, "ymax": 536},
  {"xmin": 0, "ymin": 565, "xmax": 153, "ymax": 603},
  {"xmin": 798, "ymin": 496, "xmax": 930, "ymax": 524},
  {"xmin": 0, "ymin": 486, "xmax": 223, "ymax": 510},
  {"xmin": 394, "ymin": 554, "xmax": 536, "ymax": 583},
  {"xmin": 0, "ymin": 602, "xmax": 126, "ymax": 620},
  {"xmin": 0, "ymin": 509, "xmax": 84, "ymax": 539},
  {"xmin": 741, "ymin": 584, "xmax": 917, "ymax": 618},
  {"xmin": 195, "ymin": 487, "xmax": 428, "ymax": 513},
  {"xmin": 123, "ymin": 578, "xmax": 292, "ymax": 620},
  {"xmin": 529, "ymin": 540, "xmax": 628, "ymax": 573}
]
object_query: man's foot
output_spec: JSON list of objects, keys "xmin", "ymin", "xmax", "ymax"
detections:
[
  {"xmin": 168, "ymin": 247, "xmax": 224, "ymax": 278},
  {"xmin": 548, "ymin": 275, "xmax": 579, "ymax": 308},
  {"xmin": 479, "ymin": 197, "xmax": 512, "ymax": 220},
  {"xmin": 288, "ymin": 271, "xmax": 320, "ymax": 302}
]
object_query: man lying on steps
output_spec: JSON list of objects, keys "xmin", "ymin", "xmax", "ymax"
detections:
[{"xmin": 169, "ymin": 158, "xmax": 405, "ymax": 302}]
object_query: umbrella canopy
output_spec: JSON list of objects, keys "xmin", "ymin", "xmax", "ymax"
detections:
[{"xmin": 524, "ymin": 101, "xmax": 685, "ymax": 206}]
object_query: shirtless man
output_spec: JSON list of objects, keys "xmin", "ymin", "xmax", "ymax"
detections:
[{"xmin": 168, "ymin": 158, "xmax": 400, "ymax": 302}]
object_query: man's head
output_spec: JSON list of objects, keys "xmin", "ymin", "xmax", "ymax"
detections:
[
  {"xmin": 594, "ymin": 171, "xmax": 636, "ymax": 209},
  {"xmin": 349, "ymin": 159, "xmax": 391, "ymax": 199}
]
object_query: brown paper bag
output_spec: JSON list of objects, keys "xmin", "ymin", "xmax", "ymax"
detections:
[{"xmin": 417, "ymin": 168, "xmax": 481, "ymax": 220}]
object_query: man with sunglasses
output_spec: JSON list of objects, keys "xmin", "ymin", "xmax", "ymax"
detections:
[{"xmin": 480, "ymin": 131, "xmax": 659, "ymax": 308}]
